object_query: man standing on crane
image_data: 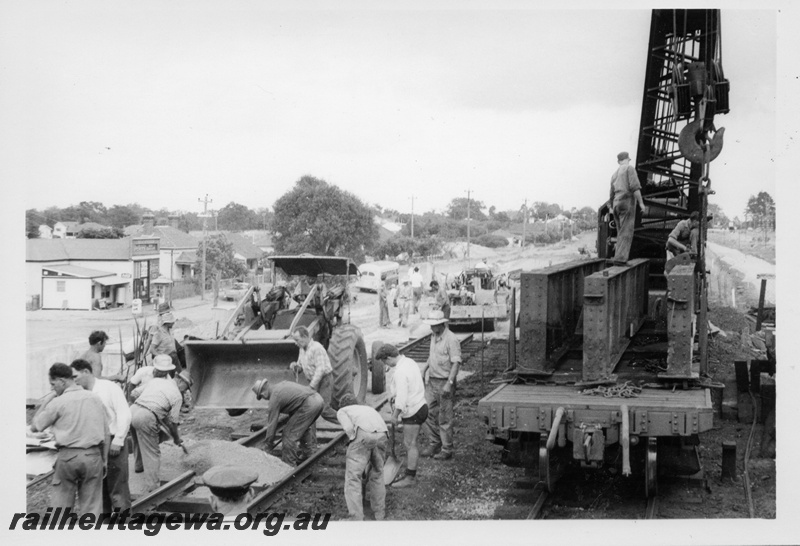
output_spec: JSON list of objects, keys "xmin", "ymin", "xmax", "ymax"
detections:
[{"xmin": 609, "ymin": 151, "xmax": 648, "ymax": 264}]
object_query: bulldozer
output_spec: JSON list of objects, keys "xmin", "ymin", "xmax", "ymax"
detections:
[{"xmin": 183, "ymin": 255, "xmax": 368, "ymax": 414}]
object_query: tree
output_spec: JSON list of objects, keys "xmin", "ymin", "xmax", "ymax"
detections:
[
  {"xmin": 746, "ymin": 192, "xmax": 775, "ymax": 229},
  {"xmin": 707, "ymin": 203, "xmax": 729, "ymax": 228},
  {"xmin": 272, "ymin": 175, "xmax": 378, "ymax": 262},
  {"xmin": 106, "ymin": 205, "xmax": 141, "ymax": 229},
  {"xmin": 218, "ymin": 202, "xmax": 261, "ymax": 231},
  {"xmin": 26, "ymin": 209, "xmax": 41, "ymax": 238},
  {"xmin": 77, "ymin": 227, "xmax": 124, "ymax": 239},
  {"xmin": 194, "ymin": 234, "xmax": 248, "ymax": 286},
  {"xmin": 445, "ymin": 197, "xmax": 487, "ymax": 221}
]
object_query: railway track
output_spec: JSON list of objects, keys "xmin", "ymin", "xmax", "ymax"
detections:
[{"xmin": 126, "ymin": 331, "xmax": 478, "ymax": 516}]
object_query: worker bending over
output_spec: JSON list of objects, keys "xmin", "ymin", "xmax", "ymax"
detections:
[
  {"xmin": 252, "ymin": 378, "xmax": 324, "ymax": 465},
  {"xmin": 666, "ymin": 211, "xmax": 700, "ymax": 258}
]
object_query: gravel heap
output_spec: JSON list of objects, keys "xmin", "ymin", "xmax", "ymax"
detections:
[{"xmin": 182, "ymin": 439, "xmax": 293, "ymax": 485}]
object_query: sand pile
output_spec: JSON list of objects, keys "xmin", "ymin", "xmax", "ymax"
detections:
[
  {"xmin": 181, "ymin": 439, "xmax": 293, "ymax": 485},
  {"xmin": 128, "ymin": 440, "xmax": 292, "ymax": 496}
]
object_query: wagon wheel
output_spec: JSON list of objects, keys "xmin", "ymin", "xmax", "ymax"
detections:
[
  {"xmin": 539, "ymin": 435, "xmax": 556, "ymax": 493},
  {"xmin": 645, "ymin": 437, "xmax": 658, "ymax": 497}
]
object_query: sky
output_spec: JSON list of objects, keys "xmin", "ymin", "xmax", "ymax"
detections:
[
  {"xmin": 0, "ymin": 1, "xmax": 782, "ymax": 222},
  {"xmin": 2, "ymin": 3, "xmax": 800, "ymax": 544}
]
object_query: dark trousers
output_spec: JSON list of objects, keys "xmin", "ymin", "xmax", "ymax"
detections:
[
  {"xmin": 282, "ymin": 393, "xmax": 324, "ymax": 465},
  {"xmin": 103, "ymin": 443, "xmax": 131, "ymax": 512},
  {"xmin": 613, "ymin": 196, "xmax": 636, "ymax": 262}
]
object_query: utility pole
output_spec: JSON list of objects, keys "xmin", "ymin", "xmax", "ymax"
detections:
[
  {"xmin": 410, "ymin": 195, "xmax": 415, "ymax": 239},
  {"xmin": 466, "ymin": 189, "xmax": 471, "ymax": 267},
  {"xmin": 198, "ymin": 194, "xmax": 212, "ymax": 301},
  {"xmin": 521, "ymin": 198, "xmax": 527, "ymax": 248}
]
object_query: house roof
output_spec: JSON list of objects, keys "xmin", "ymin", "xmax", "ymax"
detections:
[
  {"xmin": 27, "ymin": 238, "xmax": 132, "ymax": 262},
  {"xmin": 225, "ymin": 233, "xmax": 264, "ymax": 260},
  {"xmin": 175, "ymin": 250, "xmax": 197, "ymax": 264},
  {"xmin": 188, "ymin": 231, "xmax": 263, "ymax": 260},
  {"xmin": 124, "ymin": 225, "xmax": 198, "ymax": 249},
  {"xmin": 43, "ymin": 264, "xmax": 114, "ymax": 278}
]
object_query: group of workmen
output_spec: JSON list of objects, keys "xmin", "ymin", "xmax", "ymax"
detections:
[
  {"xmin": 251, "ymin": 308, "xmax": 461, "ymax": 520},
  {"xmin": 30, "ymin": 313, "xmax": 193, "ymax": 517},
  {"xmin": 31, "ymin": 303, "xmax": 462, "ymax": 521}
]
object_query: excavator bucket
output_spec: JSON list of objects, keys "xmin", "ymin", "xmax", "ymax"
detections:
[{"xmin": 184, "ymin": 339, "xmax": 299, "ymax": 409}]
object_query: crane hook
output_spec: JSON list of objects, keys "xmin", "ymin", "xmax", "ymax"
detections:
[{"xmin": 678, "ymin": 119, "xmax": 725, "ymax": 164}]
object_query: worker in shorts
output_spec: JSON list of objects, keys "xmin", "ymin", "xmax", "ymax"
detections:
[
  {"xmin": 252, "ymin": 378, "xmax": 324, "ymax": 465},
  {"xmin": 336, "ymin": 394, "xmax": 388, "ymax": 520},
  {"xmin": 374, "ymin": 343, "xmax": 428, "ymax": 488}
]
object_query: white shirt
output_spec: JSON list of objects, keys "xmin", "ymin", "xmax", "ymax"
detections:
[
  {"xmin": 409, "ymin": 270, "xmax": 423, "ymax": 288},
  {"xmin": 336, "ymin": 405, "xmax": 388, "ymax": 441},
  {"xmin": 389, "ymin": 355, "xmax": 426, "ymax": 418},
  {"xmin": 92, "ymin": 378, "xmax": 132, "ymax": 447}
]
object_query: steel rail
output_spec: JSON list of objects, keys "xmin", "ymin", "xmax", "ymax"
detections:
[
  {"xmin": 131, "ymin": 333, "xmax": 473, "ymax": 514},
  {"xmin": 246, "ymin": 393, "xmax": 390, "ymax": 514},
  {"xmin": 645, "ymin": 495, "xmax": 659, "ymax": 519},
  {"xmin": 526, "ymin": 484, "xmax": 549, "ymax": 519}
]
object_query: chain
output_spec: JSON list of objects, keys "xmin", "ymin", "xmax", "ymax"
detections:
[{"xmin": 581, "ymin": 381, "xmax": 642, "ymax": 398}]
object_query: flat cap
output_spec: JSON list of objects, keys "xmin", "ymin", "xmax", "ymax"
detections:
[
  {"xmin": 203, "ymin": 465, "xmax": 258, "ymax": 490},
  {"xmin": 617, "ymin": 151, "xmax": 630, "ymax": 162}
]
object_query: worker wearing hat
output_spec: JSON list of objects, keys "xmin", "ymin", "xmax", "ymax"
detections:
[
  {"xmin": 147, "ymin": 312, "xmax": 179, "ymax": 368},
  {"xmin": 608, "ymin": 151, "xmax": 648, "ymax": 264},
  {"xmin": 252, "ymin": 378, "xmax": 324, "ymax": 466},
  {"xmin": 393, "ymin": 278, "xmax": 414, "ymax": 327},
  {"xmin": 203, "ymin": 466, "xmax": 259, "ymax": 516},
  {"xmin": 130, "ymin": 354, "xmax": 185, "ymax": 493},
  {"xmin": 419, "ymin": 310, "xmax": 461, "ymax": 460}
]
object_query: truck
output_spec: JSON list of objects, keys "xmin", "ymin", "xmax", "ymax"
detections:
[
  {"xmin": 478, "ymin": 9, "xmax": 729, "ymax": 497},
  {"xmin": 421, "ymin": 267, "xmax": 508, "ymax": 331},
  {"xmin": 184, "ymin": 255, "xmax": 368, "ymax": 413}
]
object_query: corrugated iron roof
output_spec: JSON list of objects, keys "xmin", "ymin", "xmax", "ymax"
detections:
[
  {"xmin": 43, "ymin": 264, "xmax": 114, "ymax": 278},
  {"xmin": 123, "ymin": 225, "xmax": 199, "ymax": 249},
  {"xmin": 27, "ymin": 238, "xmax": 132, "ymax": 262}
]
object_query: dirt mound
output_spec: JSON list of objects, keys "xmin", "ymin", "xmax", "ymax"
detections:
[{"xmin": 182, "ymin": 439, "xmax": 292, "ymax": 485}]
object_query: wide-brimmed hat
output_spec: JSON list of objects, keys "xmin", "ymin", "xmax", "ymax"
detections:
[
  {"xmin": 176, "ymin": 370, "xmax": 193, "ymax": 387},
  {"xmin": 424, "ymin": 310, "xmax": 449, "ymax": 325},
  {"xmin": 160, "ymin": 312, "xmax": 175, "ymax": 324},
  {"xmin": 252, "ymin": 378, "xmax": 269, "ymax": 400},
  {"xmin": 153, "ymin": 354, "xmax": 175, "ymax": 372}
]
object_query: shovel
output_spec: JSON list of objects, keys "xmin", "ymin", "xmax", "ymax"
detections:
[{"xmin": 383, "ymin": 423, "xmax": 404, "ymax": 485}]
